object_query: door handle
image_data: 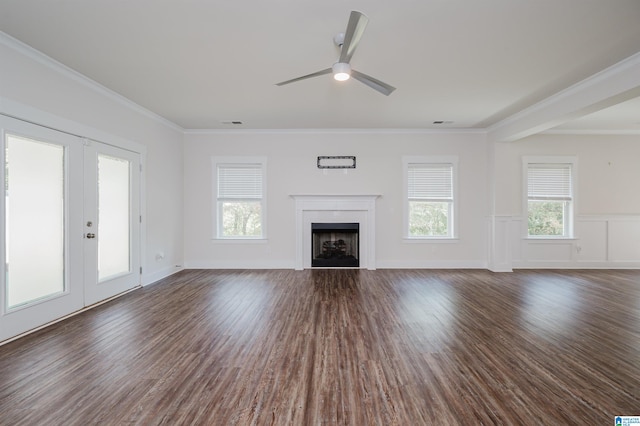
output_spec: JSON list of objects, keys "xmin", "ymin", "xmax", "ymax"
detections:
[{"xmin": 86, "ymin": 233, "xmax": 96, "ymax": 239}]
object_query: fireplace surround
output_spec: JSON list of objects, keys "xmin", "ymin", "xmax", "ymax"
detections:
[{"xmin": 291, "ymin": 195, "xmax": 379, "ymax": 270}]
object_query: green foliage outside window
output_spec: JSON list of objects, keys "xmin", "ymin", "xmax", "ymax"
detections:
[
  {"xmin": 528, "ymin": 200, "xmax": 565, "ymax": 236},
  {"xmin": 221, "ymin": 201, "xmax": 262, "ymax": 237},
  {"xmin": 409, "ymin": 201, "xmax": 449, "ymax": 237}
]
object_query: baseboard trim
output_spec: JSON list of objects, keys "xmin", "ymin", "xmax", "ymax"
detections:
[{"xmin": 143, "ymin": 266, "xmax": 185, "ymax": 286}]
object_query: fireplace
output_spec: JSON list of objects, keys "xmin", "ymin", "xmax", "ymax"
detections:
[
  {"xmin": 291, "ymin": 194, "xmax": 379, "ymax": 270},
  {"xmin": 311, "ymin": 223, "xmax": 359, "ymax": 267}
]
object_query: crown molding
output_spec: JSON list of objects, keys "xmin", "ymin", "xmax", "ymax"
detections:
[
  {"xmin": 183, "ymin": 127, "xmax": 488, "ymax": 135},
  {"xmin": 0, "ymin": 31, "xmax": 183, "ymax": 133}
]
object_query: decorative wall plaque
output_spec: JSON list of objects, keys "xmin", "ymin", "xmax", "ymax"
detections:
[{"xmin": 317, "ymin": 156, "xmax": 356, "ymax": 169}]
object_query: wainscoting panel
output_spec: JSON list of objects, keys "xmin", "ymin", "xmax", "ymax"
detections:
[
  {"xmin": 487, "ymin": 215, "xmax": 513, "ymax": 272},
  {"xmin": 508, "ymin": 218, "xmax": 524, "ymax": 265},
  {"xmin": 575, "ymin": 219, "xmax": 608, "ymax": 263},
  {"xmin": 494, "ymin": 215, "xmax": 640, "ymax": 269},
  {"xmin": 608, "ymin": 219, "xmax": 640, "ymax": 262},
  {"xmin": 524, "ymin": 240, "xmax": 574, "ymax": 264}
]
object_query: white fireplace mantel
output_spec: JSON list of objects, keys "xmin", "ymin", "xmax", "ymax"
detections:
[{"xmin": 290, "ymin": 194, "xmax": 380, "ymax": 270}]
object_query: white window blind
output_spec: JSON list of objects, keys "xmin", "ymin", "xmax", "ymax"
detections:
[
  {"xmin": 408, "ymin": 164, "xmax": 453, "ymax": 201},
  {"xmin": 527, "ymin": 164, "xmax": 572, "ymax": 201},
  {"xmin": 217, "ymin": 164, "xmax": 262, "ymax": 199}
]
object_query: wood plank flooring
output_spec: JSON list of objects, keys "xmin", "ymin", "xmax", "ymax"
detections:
[{"xmin": 1, "ymin": 269, "xmax": 639, "ymax": 425}]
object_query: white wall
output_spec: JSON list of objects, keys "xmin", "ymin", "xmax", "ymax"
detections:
[
  {"xmin": 491, "ymin": 133, "xmax": 640, "ymax": 269},
  {"xmin": 0, "ymin": 35, "xmax": 184, "ymax": 284},
  {"xmin": 5, "ymin": 31, "xmax": 637, "ymax": 275},
  {"xmin": 184, "ymin": 131, "xmax": 489, "ymax": 269}
]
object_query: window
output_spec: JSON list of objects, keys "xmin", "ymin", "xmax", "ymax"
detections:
[
  {"xmin": 213, "ymin": 157, "xmax": 266, "ymax": 239},
  {"xmin": 404, "ymin": 157, "xmax": 457, "ymax": 238},
  {"xmin": 524, "ymin": 157, "xmax": 576, "ymax": 238}
]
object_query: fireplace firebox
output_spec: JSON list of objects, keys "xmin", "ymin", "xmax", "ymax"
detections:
[{"xmin": 311, "ymin": 223, "xmax": 359, "ymax": 267}]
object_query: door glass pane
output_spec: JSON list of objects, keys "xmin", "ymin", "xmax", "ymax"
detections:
[
  {"xmin": 5, "ymin": 135, "xmax": 65, "ymax": 308},
  {"xmin": 98, "ymin": 154, "xmax": 130, "ymax": 281}
]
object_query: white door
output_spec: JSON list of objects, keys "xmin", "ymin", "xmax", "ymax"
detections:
[
  {"xmin": 83, "ymin": 142, "xmax": 141, "ymax": 305},
  {"xmin": 0, "ymin": 117, "xmax": 84, "ymax": 341},
  {"xmin": 0, "ymin": 116, "xmax": 141, "ymax": 342}
]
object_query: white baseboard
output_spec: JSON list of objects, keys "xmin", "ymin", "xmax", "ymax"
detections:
[
  {"xmin": 512, "ymin": 260, "xmax": 640, "ymax": 269},
  {"xmin": 376, "ymin": 260, "xmax": 488, "ymax": 269},
  {"xmin": 184, "ymin": 260, "xmax": 296, "ymax": 270},
  {"xmin": 487, "ymin": 266, "xmax": 514, "ymax": 272},
  {"xmin": 185, "ymin": 259, "xmax": 488, "ymax": 270},
  {"xmin": 143, "ymin": 265, "xmax": 184, "ymax": 286}
]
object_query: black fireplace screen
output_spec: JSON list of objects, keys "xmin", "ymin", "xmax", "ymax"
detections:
[{"xmin": 311, "ymin": 223, "xmax": 359, "ymax": 267}]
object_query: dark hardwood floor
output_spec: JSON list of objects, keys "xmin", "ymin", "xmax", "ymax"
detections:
[{"xmin": 1, "ymin": 269, "xmax": 639, "ymax": 425}]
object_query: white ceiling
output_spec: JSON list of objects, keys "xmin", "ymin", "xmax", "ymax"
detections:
[{"xmin": 1, "ymin": 0, "xmax": 639, "ymax": 133}]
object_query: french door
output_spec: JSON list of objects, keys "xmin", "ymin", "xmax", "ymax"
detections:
[
  {"xmin": 0, "ymin": 116, "xmax": 141, "ymax": 342},
  {"xmin": 83, "ymin": 141, "xmax": 140, "ymax": 305}
]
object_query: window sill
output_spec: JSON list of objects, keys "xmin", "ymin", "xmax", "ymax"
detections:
[
  {"xmin": 212, "ymin": 238, "xmax": 268, "ymax": 244},
  {"xmin": 523, "ymin": 237, "xmax": 577, "ymax": 241},
  {"xmin": 403, "ymin": 237, "xmax": 459, "ymax": 243}
]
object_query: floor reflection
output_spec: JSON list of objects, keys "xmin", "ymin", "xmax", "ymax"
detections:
[
  {"xmin": 520, "ymin": 275, "xmax": 579, "ymax": 342},
  {"xmin": 396, "ymin": 274, "xmax": 457, "ymax": 352}
]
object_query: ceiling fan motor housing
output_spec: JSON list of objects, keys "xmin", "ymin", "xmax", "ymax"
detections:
[{"xmin": 332, "ymin": 62, "xmax": 351, "ymax": 81}]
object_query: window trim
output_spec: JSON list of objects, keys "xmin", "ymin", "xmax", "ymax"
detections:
[
  {"xmin": 522, "ymin": 156, "xmax": 577, "ymax": 239},
  {"xmin": 212, "ymin": 156, "xmax": 267, "ymax": 240},
  {"xmin": 403, "ymin": 156, "xmax": 459, "ymax": 240}
]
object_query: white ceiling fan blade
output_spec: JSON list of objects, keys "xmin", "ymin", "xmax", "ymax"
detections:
[
  {"xmin": 276, "ymin": 68, "xmax": 332, "ymax": 86},
  {"xmin": 351, "ymin": 70, "xmax": 396, "ymax": 96},
  {"xmin": 338, "ymin": 11, "xmax": 369, "ymax": 64},
  {"xmin": 276, "ymin": 11, "xmax": 396, "ymax": 94}
]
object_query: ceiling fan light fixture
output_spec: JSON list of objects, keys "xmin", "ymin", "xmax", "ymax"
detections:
[
  {"xmin": 276, "ymin": 11, "xmax": 395, "ymax": 95},
  {"xmin": 332, "ymin": 62, "xmax": 351, "ymax": 81}
]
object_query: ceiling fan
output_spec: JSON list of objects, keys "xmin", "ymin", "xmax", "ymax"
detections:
[{"xmin": 276, "ymin": 11, "xmax": 396, "ymax": 96}]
